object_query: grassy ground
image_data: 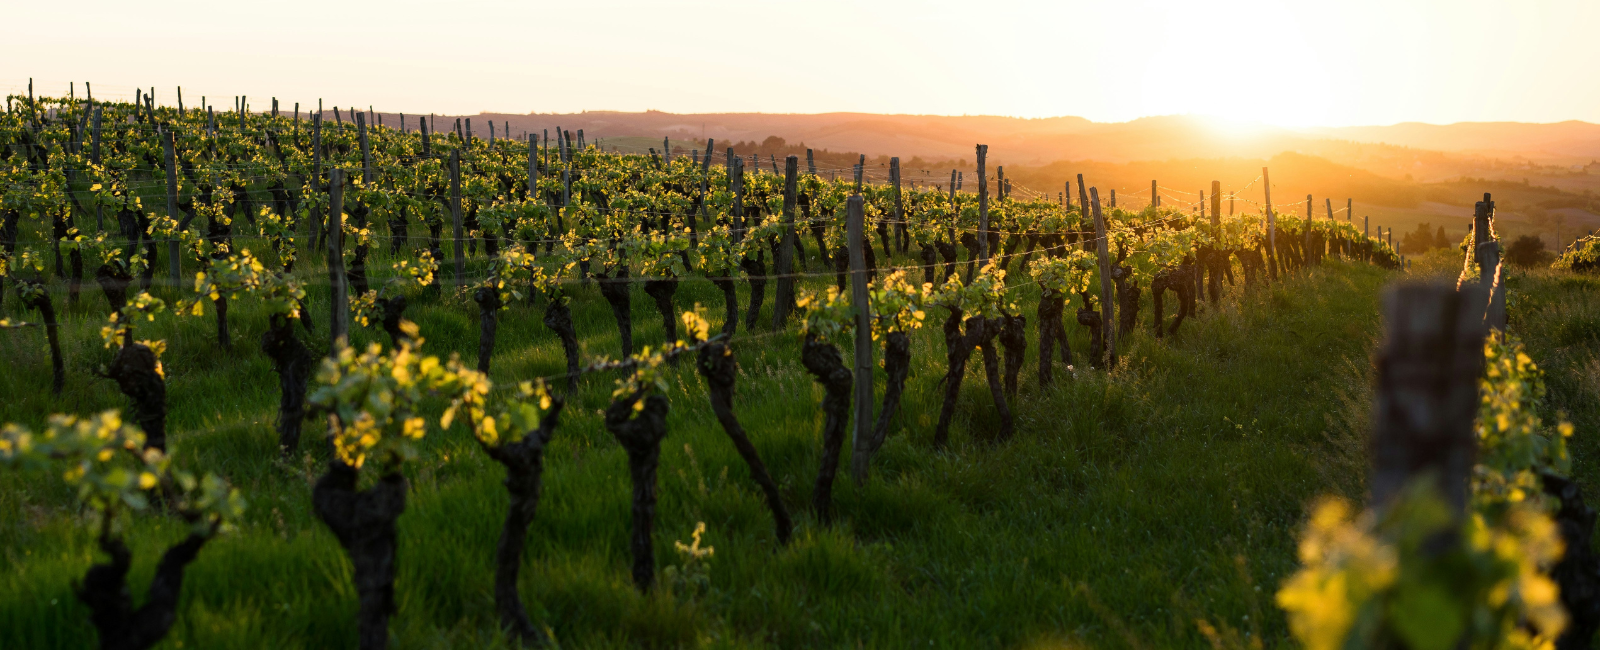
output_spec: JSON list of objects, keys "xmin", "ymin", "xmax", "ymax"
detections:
[{"xmin": 0, "ymin": 241, "xmax": 1397, "ymax": 648}]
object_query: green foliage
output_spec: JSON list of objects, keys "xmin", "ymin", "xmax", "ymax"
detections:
[
  {"xmin": 1277, "ymin": 487, "xmax": 1564, "ymax": 650},
  {"xmin": 0, "ymin": 410, "xmax": 244, "ymax": 537}
]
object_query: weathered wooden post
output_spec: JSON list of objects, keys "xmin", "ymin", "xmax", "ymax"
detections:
[
  {"xmin": 1306, "ymin": 194, "xmax": 1315, "ymax": 264},
  {"xmin": 526, "ymin": 133, "xmax": 538, "ymax": 200},
  {"xmin": 162, "ymin": 129, "xmax": 180, "ymax": 284},
  {"xmin": 1151, "ymin": 180, "xmax": 1159, "ymax": 207},
  {"xmin": 1263, "ymin": 167, "xmax": 1278, "ymax": 279},
  {"xmin": 891, "ymin": 156, "xmax": 905, "ymax": 253},
  {"xmin": 1090, "ymin": 188, "xmax": 1116, "ymax": 368},
  {"xmin": 92, "ymin": 105, "xmax": 103, "ymax": 231},
  {"xmin": 451, "ymin": 150, "xmax": 464, "ymax": 285},
  {"xmin": 773, "ymin": 155, "xmax": 799, "ymax": 328},
  {"xmin": 976, "ymin": 144, "xmax": 989, "ymax": 264},
  {"xmin": 807, "ymin": 149, "xmax": 816, "ymax": 174},
  {"xmin": 328, "ymin": 169, "xmax": 349, "ymax": 347},
  {"xmin": 847, "ymin": 195, "xmax": 875, "ymax": 485},
  {"xmin": 1475, "ymin": 195, "xmax": 1506, "ymax": 331},
  {"xmin": 1370, "ymin": 282, "xmax": 1486, "ymax": 514}
]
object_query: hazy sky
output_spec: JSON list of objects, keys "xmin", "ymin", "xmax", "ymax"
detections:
[{"xmin": 6, "ymin": 0, "xmax": 1596, "ymax": 127}]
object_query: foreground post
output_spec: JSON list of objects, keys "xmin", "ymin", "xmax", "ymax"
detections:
[
  {"xmin": 1370, "ymin": 282, "xmax": 1486, "ymax": 513},
  {"xmin": 847, "ymin": 195, "xmax": 875, "ymax": 485}
]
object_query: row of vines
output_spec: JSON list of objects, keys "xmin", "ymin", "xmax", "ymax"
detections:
[{"xmin": 2, "ymin": 90, "xmax": 1403, "ymax": 649}]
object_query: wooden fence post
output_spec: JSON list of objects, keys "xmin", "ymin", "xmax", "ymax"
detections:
[
  {"xmin": 328, "ymin": 168, "xmax": 349, "ymax": 348},
  {"xmin": 1090, "ymin": 188, "xmax": 1116, "ymax": 367},
  {"xmin": 1151, "ymin": 180, "xmax": 1158, "ymax": 208},
  {"xmin": 312, "ymin": 115, "xmax": 323, "ymax": 239},
  {"xmin": 162, "ymin": 128, "xmax": 180, "ymax": 285},
  {"xmin": 527, "ymin": 134, "xmax": 538, "ymax": 200},
  {"xmin": 976, "ymin": 144, "xmax": 989, "ymax": 264},
  {"xmin": 891, "ymin": 156, "xmax": 905, "ymax": 253},
  {"xmin": 773, "ymin": 155, "xmax": 799, "ymax": 328},
  {"xmin": 358, "ymin": 112, "xmax": 372, "ymax": 185},
  {"xmin": 451, "ymin": 150, "xmax": 464, "ymax": 285},
  {"xmin": 732, "ymin": 156, "xmax": 745, "ymax": 238},
  {"xmin": 847, "ymin": 195, "xmax": 875, "ymax": 485},
  {"xmin": 807, "ymin": 149, "xmax": 816, "ymax": 174},
  {"xmin": 1263, "ymin": 167, "xmax": 1277, "ymax": 278},
  {"xmin": 1306, "ymin": 194, "xmax": 1314, "ymax": 264},
  {"xmin": 1370, "ymin": 282, "xmax": 1486, "ymax": 514},
  {"xmin": 92, "ymin": 105, "xmax": 103, "ymax": 231},
  {"xmin": 1475, "ymin": 195, "xmax": 1506, "ymax": 331},
  {"xmin": 1210, "ymin": 180, "xmax": 1222, "ymax": 231}
]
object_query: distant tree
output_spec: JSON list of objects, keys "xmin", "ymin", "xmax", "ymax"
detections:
[
  {"xmin": 1434, "ymin": 226, "xmax": 1450, "ymax": 249},
  {"xmin": 1505, "ymin": 235, "xmax": 1553, "ymax": 268},
  {"xmin": 760, "ymin": 135, "xmax": 786, "ymax": 150},
  {"xmin": 1400, "ymin": 222, "xmax": 1443, "ymax": 254}
]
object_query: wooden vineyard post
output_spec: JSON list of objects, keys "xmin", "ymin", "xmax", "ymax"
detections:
[
  {"xmin": 847, "ymin": 195, "xmax": 875, "ymax": 485},
  {"xmin": 1370, "ymin": 282, "xmax": 1486, "ymax": 514},
  {"xmin": 328, "ymin": 169, "xmax": 350, "ymax": 348},
  {"xmin": 1305, "ymin": 195, "xmax": 1314, "ymax": 265},
  {"xmin": 1090, "ymin": 188, "xmax": 1116, "ymax": 367},
  {"xmin": 526, "ymin": 133, "xmax": 538, "ymax": 200},
  {"xmin": 1262, "ymin": 166, "xmax": 1277, "ymax": 279},
  {"xmin": 807, "ymin": 149, "xmax": 816, "ymax": 174},
  {"xmin": 1076, "ymin": 174, "xmax": 1091, "ymax": 251},
  {"xmin": 891, "ymin": 157, "xmax": 905, "ymax": 253},
  {"xmin": 162, "ymin": 129, "xmax": 180, "ymax": 285},
  {"xmin": 1151, "ymin": 180, "xmax": 1159, "ymax": 207},
  {"xmin": 311, "ymin": 115, "xmax": 323, "ymax": 240},
  {"xmin": 1475, "ymin": 195, "xmax": 1506, "ymax": 332},
  {"xmin": 451, "ymin": 150, "xmax": 464, "ymax": 285},
  {"xmin": 1210, "ymin": 180, "xmax": 1222, "ymax": 231},
  {"xmin": 773, "ymin": 155, "xmax": 799, "ymax": 328},
  {"xmin": 359, "ymin": 112, "xmax": 372, "ymax": 185},
  {"xmin": 92, "ymin": 105, "xmax": 103, "ymax": 231},
  {"xmin": 732, "ymin": 156, "xmax": 745, "ymax": 238},
  {"xmin": 976, "ymin": 144, "xmax": 989, "ymax": 264}
]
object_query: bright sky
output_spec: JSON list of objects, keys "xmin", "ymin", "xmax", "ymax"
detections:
[{"xmin": 6, "ymin": 0, "xmax": 1596, "ymax": 128}]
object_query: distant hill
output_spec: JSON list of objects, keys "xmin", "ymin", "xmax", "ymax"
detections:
[{"xmin": 1311, "ymin": 121, "xmax": 1600, "ymax": 163}]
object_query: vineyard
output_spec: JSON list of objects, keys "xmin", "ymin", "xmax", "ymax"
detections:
[{"xmin": 2, "ymin": 85, "xmax": 1585, "ymax": 650}]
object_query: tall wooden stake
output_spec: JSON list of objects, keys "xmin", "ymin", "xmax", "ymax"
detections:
[
  {"xmin": 1090, "ymin": 188, "xmax": 1116, "ymax": 368},
  {"xmin": 162, "ymin": 129, "xmax": 180, "ymax": 284},
  {"xmin": 976, "ymin": 144, "xmax": 989, "ymax": 264},
  {"xmin": 451, "ymin": 150, "xmax": 464, "ymax": 285},
  {"xmin": 847, "ymin": 195, "xmax": 875, "ymax": 485},
  {"xmin": 328, "ymin": 168, "xmax": 349, "ymax": 347},
  {"xmin": 773, "ymin": 155, "xmax": 799, "ymax": 328}
]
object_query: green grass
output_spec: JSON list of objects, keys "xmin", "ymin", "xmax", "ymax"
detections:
[{"xmin": 0, "ymin": 242, "xmax": 1398, "ymax": 648}]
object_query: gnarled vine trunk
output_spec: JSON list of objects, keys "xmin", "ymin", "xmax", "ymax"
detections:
[
  {"xmin": 542, "ymin": 300, "xmax": 581, "ymax": 395},
  {"xmin": 801, "ymin": 335, "xmax": 853, "ymax": 524},
  {"xmin": 605, "ymin": 391, "xmax": 671, "ymax": 591},
  {"xmin": 313, "ymin": 463, "xmax": 407, "ymax": 650},
  {"xmin": 20, "ymin": 287, "xmax": 63, "ymax": 394},
  {"xmin": 710, "ymin": 274, "xmax": 738, "ymax": 337},
  {"xmin": 697, "ymin": 342, "xmax": 792, "ymax": 544},
  {"xmin": 740, "ymin": 255, "xmax": 766, "ymax": 330},
  {"xmin": 262, "ymin": 314, "xmax": 312, "ymax": 456},
  {"xmin": 644, "ymin": 278, "xmax": 678, "ymax": 344},
  {"xmin": 105, "ymin": 341, "xmax": 167, "ymax": 451},
  {"xmin": 1037, "ymin": 290, "xmax": 1072, "ymax": 386},
  {"xmin": 473, "ymin": 287, "xmax": 501, "ymax": 373},
  {"xmin": 483, "ymin": 402, "xmax": 565, "ymax": 644},
  {"xmin": 596, "ymin": 268, "xmax": 633, "ymax": 358},
  {"xmin": 76, "ymin": 530, "xmax": 213, "ymax": 650},
  {"xmin": 869, "ymin": 330, "xmax": 911, "ymax": 452},
  {"xmin": 933, "ymin": 312, "xmax": 987, "ymax": 448}
]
